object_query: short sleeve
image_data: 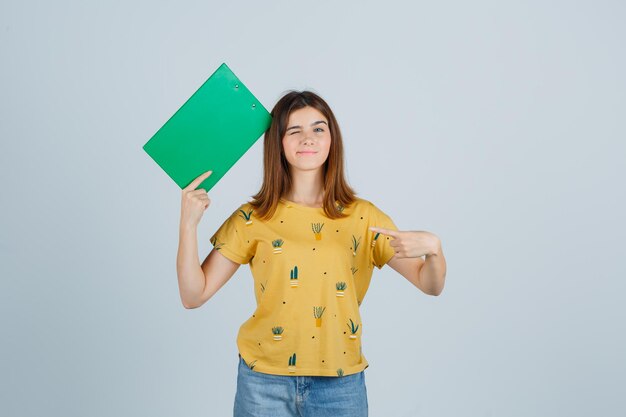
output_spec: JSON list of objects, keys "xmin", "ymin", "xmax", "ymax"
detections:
[
  {"xmin": 368, "ymin": 202, "xmax": 398, "ymax": 269},
  {"xmin": 209, "ymin": 204, "xmax": 256, "ymax": 265}
]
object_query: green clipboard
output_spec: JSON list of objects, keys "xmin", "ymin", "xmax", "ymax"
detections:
[{"xmin": 143, "ymin": 62, "xmax": 272, "ymax": 192}]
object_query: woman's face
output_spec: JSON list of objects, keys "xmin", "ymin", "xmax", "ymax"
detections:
[{"xmin": 281, "ymin": 106, "xmax": 331, "ymax": 173}]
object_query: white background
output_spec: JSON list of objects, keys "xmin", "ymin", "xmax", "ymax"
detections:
[{"xmin": 1, "ymin": 1, "xmax": 624, "ymax": 416}]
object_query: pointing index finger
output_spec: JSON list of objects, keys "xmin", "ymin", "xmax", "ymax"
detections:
[
  {"xmin": 369, "ymin": 226, "xmax": 400, "ymax": 238},
  {"xmin": 184, "ymin": 170, "xmax": 212, "ymax": 191}
]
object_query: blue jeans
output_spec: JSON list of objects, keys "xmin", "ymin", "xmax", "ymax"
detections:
[{"xmin": 233, "ymin": 354, "xmax": 368, "ymax": 417}]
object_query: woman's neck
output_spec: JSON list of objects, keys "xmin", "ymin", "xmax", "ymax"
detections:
[
  {"xmin": 284, "ymin": 171, "xmax": 325, "ymax": 206},
  {"xmin": 283, "ymin": 193, "xmax": 324, "ymax": 207}
]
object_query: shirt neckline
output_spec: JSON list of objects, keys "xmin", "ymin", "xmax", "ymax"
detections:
[{"xmin": 279, "ymin": 198, "xmax": 325, "ymax": 211}]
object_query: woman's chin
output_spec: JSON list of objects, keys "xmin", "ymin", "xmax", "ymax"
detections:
[{"xmin": 290, "ymin": 163, "xmax": 324, "ymax": 172}]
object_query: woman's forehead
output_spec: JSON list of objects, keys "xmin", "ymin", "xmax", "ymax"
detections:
[{"xmin": 287, "ymin": 106, "xmax": 327, "ymax": 124}]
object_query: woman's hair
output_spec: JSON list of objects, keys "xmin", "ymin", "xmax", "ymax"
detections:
[{"xmin": 248, "ymin": 90, "xmax": 358, "ymax": 221}]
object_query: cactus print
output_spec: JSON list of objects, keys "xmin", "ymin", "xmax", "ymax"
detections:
[{"xmin": 209, "ymin": 198, "xmax": 398, "ymax": 376}]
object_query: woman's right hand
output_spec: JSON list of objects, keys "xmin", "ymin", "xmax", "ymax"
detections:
[{"xmin": 180, "ymin": 170, "xmax": 213, "ymax": 229}]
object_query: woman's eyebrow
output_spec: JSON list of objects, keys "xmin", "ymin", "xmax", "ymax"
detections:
[{"xmin": 286, "ymin": 120, "xmax": 328, "ymax": 132}]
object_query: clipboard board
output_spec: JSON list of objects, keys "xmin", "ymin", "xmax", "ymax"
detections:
[{"xmin": 142, "ymin": 62, "xmax": 272, "ymax": 192}]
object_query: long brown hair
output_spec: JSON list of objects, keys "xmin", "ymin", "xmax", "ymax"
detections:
[{"xmin": 248, "ymin": 90, "xmax": 358, "ymax": 221}]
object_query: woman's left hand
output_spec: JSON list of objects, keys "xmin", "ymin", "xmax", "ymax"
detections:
[{"xmin": 369, "ymin": 226, "xmax": 440, "ymax": 258}]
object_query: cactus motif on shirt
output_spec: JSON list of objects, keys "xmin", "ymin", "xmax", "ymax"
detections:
[
  {"xmin": 272, "ymin": 239, "xmax": 284, "ymax": 254},
  {"xmin": 210, "ymin": 236, "xmax": 224, "ymax": 250},
  {"xmin": 312, "ymin": 222, "xmax": 324, "ymax": 240},
  {"xmin": 290, "ymin": 266, "xmax": 299, "ymax": 287},
  {"xmin": 337, "ymin": 368, "xmax": 344, "ymax": 377},
  {"xmin": 313, "ymin": 306, "xmax": 326, "ymax": 327},
  {"xmin": 371, "ymin": 231, "xmax": 382, "ymax": 247},
  {"xmin": 243, "ymin": 358, "xmax": 257, "ymax": 370},
  {"xmin": 336, "ymin": 281, "xmax": 347, "ymax": 297},
  {"xmin": 347, "ymin": 318, "xmax": 360, "ymax": 339},
  {"xmin": 351, "ymin": 235, "xmax": 361, "ymax": 256},
  {"xmin": 272, "ymin": 326, "xmax": 284, "ymax": 341},
  {"xmin": 288, "ymin": 353, "xmax": 297, "ymax": 373},
  {"xmin": 238, "ymin": 208, "xmax": 253, "ymax": 225}
]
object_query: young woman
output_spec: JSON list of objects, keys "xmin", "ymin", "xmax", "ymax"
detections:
[{"xmin": 177, "ymin": 91, "xmax": 447, "ymax": 417}]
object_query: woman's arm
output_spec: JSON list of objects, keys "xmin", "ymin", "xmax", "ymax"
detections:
[
  {"xmin": 177, "ymin": 223, "xmax": 242, "ymax": 309},
  {"xmin": 176, "ymin": 224, "xmax": 206, "ymax": 308},
  {"xmin": 370, "ymin": 226, "xmax": 446, "ymax": 296},
  {"xmin": 418, "ymin": 242, "xmax": 446, "ymax": 296}
]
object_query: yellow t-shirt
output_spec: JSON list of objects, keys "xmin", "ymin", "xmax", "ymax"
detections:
[{"xmin": 209, "ymin": 196, "xmax": 398, "ymax": 377}]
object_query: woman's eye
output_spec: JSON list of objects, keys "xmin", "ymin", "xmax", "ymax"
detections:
[{"xmin": 289, "ymin": 128, "xmax": 323, "ymax": 135}]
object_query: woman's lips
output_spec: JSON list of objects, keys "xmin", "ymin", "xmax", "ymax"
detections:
[{"xmin": 297, "ymin": 151, "xmax": 317, "ymax": 155}]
